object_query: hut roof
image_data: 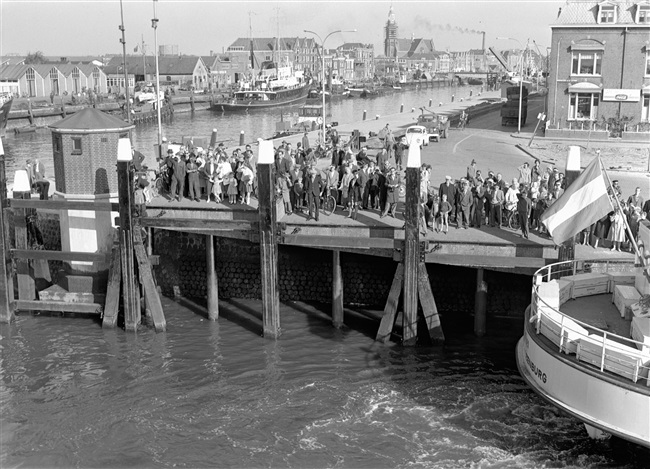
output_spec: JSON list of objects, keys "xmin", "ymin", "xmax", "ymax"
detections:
[{"xmin": 49, "ymin": 108, "xmax": 134, "ymax": 132}]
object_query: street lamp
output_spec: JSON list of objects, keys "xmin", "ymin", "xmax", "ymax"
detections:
[
  {"xmin": 152, "ymin": 0, "xmax": 162, "ymax": 149},
  {"xmin": 496, "ymin": 36, "xmax": 529, "ymax": 133},
  {"xmin": 304, "ymin": 29, "xmax": 356, "ymax": 146}
]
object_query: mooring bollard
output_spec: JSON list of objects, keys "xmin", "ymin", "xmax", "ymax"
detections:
[
  {"xmin": 363, "ymin": 110, "xmax": 367, "ymax": 121},
  {"xmin": 239, "ymin": 131, "xmax": 245, "ymax": 146},
  {"xmin": 439, "ymin": 102, "xmax": 443, "ymax": 107},
  {"xmin": 210, "ymin": 128, "xmax": 218, "ymax": 148},
  {"xmin": 400, "ymin": 104, "xmax": 404, "ymax": 113},
  {"xmin": 451, "ymin": 95, "xmax": 455, "ymax": 102},
  {"xmin": 470, "ymin": 90, "xmax": 473, "ymax": 97},
  {"xmin": 375, "ymin": 115, "xmax": 380, "ymax": 120},
  {"xmin": 429, "ymin": 99, "xmax": 432, "ymax": 107},
  {"xmin": 411, "ymin": 108, "xmax": 415, "ymax": 113}
]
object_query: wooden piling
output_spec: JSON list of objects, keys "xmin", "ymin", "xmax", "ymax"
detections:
[
  {"xmin": 14, "ymin": 192, "xmax": 35, "ymax": 303},
  {"xmin": 0, "ymin": 149, "xmax": 15, "ymax": 322},
  {"xmin": 332, "ymin": 249, "xmax": 343, "ymax": 328},
  {"xmin": 206, "ymin": 234, "xmax": 219, "ymax": 321},
  {"xmin": 257, "ymin": 140, "xmax": 280, "ymax": 338},
  {"xmin": 117, "ymin": 155, "xmax": 139, "ymax": 331},
  {"xmin": 27, "ymin": 100, "xmax": 34, "ymax": 125},
  {"xmin": 239, "ymin": 131, "xmax": 245, "ymax": 146},
  {"xmin": 474, "ymin": 268, "xmax": 487, "ymax": 337},
  {"xmin": 102, "ymin": 244, "xmax": 121, "ymax": 328},
  {"xmin": 402, "ymin": 156, "xmax": 420, "ymax": 346}
]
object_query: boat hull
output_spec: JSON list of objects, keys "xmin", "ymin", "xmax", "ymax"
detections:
[
  {"xmin": 516, "ymin": 313, "xmax": 650, "ymax": 448},
  {"xmin": 211, "ymin": 83, "xmax": 310, "ymax": 112}
]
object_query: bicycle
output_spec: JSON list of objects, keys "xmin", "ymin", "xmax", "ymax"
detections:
[
  {"xmin": 321, "ymin": 188, "xmax": 337, "ymax": 216},
  {"xmin": 502, "ymin": 209, "xmax": 520, "ymax": 230}
]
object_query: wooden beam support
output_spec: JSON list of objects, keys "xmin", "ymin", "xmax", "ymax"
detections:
[
  {"xmin": 103, "ymin": 244, "xmax": 121, "ymax": 328},
  {"xmin": 257, "ymin": 144, "xmax": 280, "ymax": 339},
  {"xmin": 10, "ymin": 249, "xmax": 111, "ymax": 262},
  {"xmin": 474, "ymin": 267, "xmax": 487, "ymax": 337},
  {"xmin": 332, "ymin": 250, "xmax": 344, "ymax": 328},
  {"xmin": 417, "ymin": 262, "xmax": 445, "ymax": 344},
  {"xmin": 133, "ymin": 227, "xmax": 166, "ymax": 332},
  {"xmin": 206, "ymin": 234, "xmax": 219, "ymax": 321},
  {"xmin": 14, "ymin": 300, "xmax": 103, "ymax": 314},
  {"xmin": 9, "ymin": 198, "xmax": 119, "ymax": 212},
  {"xmin": 140, "ymin": 218, "xmax": 255, "ymax": 231},
  {"xmin": 14, "ymin": 199, "xmax": 35, "ymax": 303},
  {"xmin": 402, "ymin": 163, "xmax": 420, "ymax": 346},
  {"xmin": 0, "ymin": 151, "xmax": 15, "ymax": 322},
  {"xmin": 282, "ymin": 234, "xmax": 395, "ymax": 249},
  {"xmin": 376, "ymin": 263, "xmax": 404, "ymax": 343},
  {"xmin": 117, "ymin": 159, "xmax": 139, "ymax": 331}
]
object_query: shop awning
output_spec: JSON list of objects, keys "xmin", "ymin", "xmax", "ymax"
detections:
[{"xmin": 568, "ymin": 82, "xmax": 601, "ymax": 93}]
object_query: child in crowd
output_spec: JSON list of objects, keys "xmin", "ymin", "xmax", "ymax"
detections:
[
  {"xmin": 439, "ymin": 193, "xmax": 451, "ymax": 234},
  {"xmin": 227, "ymin": 173, "xmax": 239, "ymax": 204}
]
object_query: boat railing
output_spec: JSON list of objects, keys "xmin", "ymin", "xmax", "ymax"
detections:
[{"xmin": 531, "ymin": 259, "xmax": 650, "ymax": 386}]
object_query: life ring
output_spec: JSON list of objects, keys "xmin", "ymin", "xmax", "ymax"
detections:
[{"xmin": 398, "ymin": 184, "xmax": 406, "ymax": 198}]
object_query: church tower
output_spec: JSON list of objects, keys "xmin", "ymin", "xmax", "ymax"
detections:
[{"xmin": 384, "ymin": 5, "xmax": 398, "ymax": 57}]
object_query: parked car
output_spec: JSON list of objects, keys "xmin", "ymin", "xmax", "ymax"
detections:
[
  {"xmin": 416, "ymin": 113, "xmax": 443, "ymax": 141},
  {"xmin": 405, "ymin": 125, "xmax": 432, "ymax": 147}
]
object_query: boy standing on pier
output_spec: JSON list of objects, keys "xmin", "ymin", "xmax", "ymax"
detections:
[{"xmin": 169, "ymin": 153, "xmax": 186, "ymax": 202}]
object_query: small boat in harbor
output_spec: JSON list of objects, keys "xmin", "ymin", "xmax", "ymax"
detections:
[
  {"xmin": 467, "ymin": 78, "xmax": 484, "ymax": 86},
  {"xmin": 0, "ymin": 92, "xmax": 14, "ymax": 138},
  {"xmin": 516, "ymin": 221, "xmax": 650, "ymax": 448}
]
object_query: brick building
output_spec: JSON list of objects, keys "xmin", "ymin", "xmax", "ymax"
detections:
[
  {"xmin": 49, "ymin": 108, "xmax": 134, "ymax": 195},
  {"xmin": 547, "ymin": 0, "xmax": 650, "ymax": 140}
]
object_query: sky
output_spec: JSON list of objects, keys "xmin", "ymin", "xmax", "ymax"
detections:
[{"xmin": 0, "ymin": 0, "xmax": 563, "ymax": 58}]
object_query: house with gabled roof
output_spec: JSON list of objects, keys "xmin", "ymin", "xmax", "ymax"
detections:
[
  {"xmin": 546, "ymin": 0, "xmax": 650, "ymax": 139},
  {"xmin": 0, "ymin": 62, "xmax": 107, "ymax": 97},
  {"xmin": 103, "ymin": 55, "xmax": 209, "ymax": 93}
]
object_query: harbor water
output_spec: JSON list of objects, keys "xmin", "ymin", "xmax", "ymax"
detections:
[
  {"xmin": 1, "ymin": 298, "xmax": 646, "ymax": 468},
  {"xmin": 2, "ymin": 84, "xmax": 477, "ymax": 183},
  {"xmin": 1, "ymin": 86, "xmax": 647, "ymax": 467}
]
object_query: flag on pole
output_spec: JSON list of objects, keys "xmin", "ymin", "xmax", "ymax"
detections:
[{"xmin": 541, "ymin": 157, "xmax": 612, "ymax": 245}]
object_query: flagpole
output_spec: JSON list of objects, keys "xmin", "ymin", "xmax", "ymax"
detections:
[{"xmin": 598, "ymin": 157, "xmax": 643, "ymax": 260}]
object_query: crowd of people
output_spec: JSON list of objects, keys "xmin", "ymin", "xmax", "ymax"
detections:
[
  {"xmin": 149, "ymin": 127, "xmax": 647, "ymax": 252},
  {"xmin": 160, "ymin": 142, "xmax": 257, "ymax": 206}
]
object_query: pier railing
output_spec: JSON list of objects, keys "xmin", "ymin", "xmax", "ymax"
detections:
[{"xmin": 531, "ymin": 259, "xmax": 650, "ymax": 386}]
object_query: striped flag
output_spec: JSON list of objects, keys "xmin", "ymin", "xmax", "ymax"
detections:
[{"xmin": 541, "ymin": 157, "xmax": 612, "ymax": 245}]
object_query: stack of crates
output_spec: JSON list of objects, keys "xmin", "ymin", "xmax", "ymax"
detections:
[{"xmin": 501, "ymin": 86, "xmax": 528, "ymax": 126}]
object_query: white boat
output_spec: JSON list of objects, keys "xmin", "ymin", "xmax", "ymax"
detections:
[{"xmin": 516, "ymin": 222, "xmax": 650, "ymax": 448}]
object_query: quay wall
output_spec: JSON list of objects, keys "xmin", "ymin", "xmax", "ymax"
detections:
[
  {"xmin": 153, "ymin": 230, "xmax": 531, "ymax": 317},
  {"xmin": 28, "ymin": 214, "xmax": 530, "ymax": 318}
]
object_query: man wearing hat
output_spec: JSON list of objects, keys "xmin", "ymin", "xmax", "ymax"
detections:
[
  {"xmin": 302, "ymin": 132, "xmax": 310, "ymax": 152},
  {"xmin": 517, "ymin": 161, "xmax": 531, "ymax": 185},
  {"xmin": 381, "ymin": 166, "xmax": 400, "ymax": 218},
  {"xmin": 375, "ymin": 147, "xmax": 389, "ymax": 173},
  {"xmin": 304, "ymin": 166, "xmax": 324, "ymax": 222},
  {"xmin": 186, "ymin": 153, "xmax": 201, "ymax": 202},
  {"xmin": 169, "ymin": 152, "xmax": 186, "ymax": 202},
  {"xmin": 438, "ymin": 176, "xmax": 457, "ymax": 223},
  {"xmin": 517, "ymin": 184, "xmax": 532, "ymax": 239},
  {"xmin": 466, "ymin": 159, "xmax": 477, "ymax": 181}
]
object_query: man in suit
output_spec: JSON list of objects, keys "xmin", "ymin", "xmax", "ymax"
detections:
[
  {"xmin": 169, "ymin": 153, "xmax": 187, "ymax": 202},
  {"xmin": 438, "ymin": 176, "xmax": 457, "ymax": 223},
  {"xmin": 517, "ymin": 185, "xmax": 532, "ymax": 239},
  {"xmin": 32, "ymin": 158, "xmax": 50, "ymax": 200},
  {"xmin": 304, "ymin": 167, "xmax": 324, "ymax": 222},
  {"xmin": 357, "ymin": 161, "xmax": 369, "ymax": 210},
  {"xmin": 457, "ymin": 179, "xmax": 473, "ymax": 229}
]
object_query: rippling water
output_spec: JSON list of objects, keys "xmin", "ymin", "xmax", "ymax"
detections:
[
  {"xmin": 1, "ymin": 86, "xmax": 647, "ymax": 467},
  {"xmin": 0, "ymin": 298, "xmax": 645, "ymax": 468},
  {"xmin": 2, "ymin": 84, "xmax": 473, "ymax": 185}
]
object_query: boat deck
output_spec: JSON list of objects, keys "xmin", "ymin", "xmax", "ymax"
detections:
[{"xmin": 561, "ymin": 293, "xmax": 633, "ymax": 343}]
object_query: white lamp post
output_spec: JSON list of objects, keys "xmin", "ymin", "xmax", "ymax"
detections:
[
  {"xmin": 152, "ymin": 0, "xmax": 162, "ymax": 149},
  {"xmin": 304, "ymin": 29, "xmax": 356, "ymax": 146},
  {"xmin": 497, "ymin": 36, "xmax": 529, "ymax": 134}
]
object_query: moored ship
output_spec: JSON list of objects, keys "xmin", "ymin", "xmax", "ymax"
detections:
[
  {"xmin": 211, "ymin": 64, "xmax": 311, "ymax": 112},
  {"xmin": 516, "ymin": 221, "xmax": 650, "ymax": 448}
]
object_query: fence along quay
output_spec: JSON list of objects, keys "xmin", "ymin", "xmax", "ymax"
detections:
[{"xmin": 0, "ymin": 97, "xmax": 557, "ymax": 344}]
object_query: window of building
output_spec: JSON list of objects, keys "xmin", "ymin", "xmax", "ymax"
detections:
[
  {"xmin": 49, "ymin": 67, "xmax": 59, "ymax": 95},
  {"xmin": 642, "ymin": 94, "xmax": 650, "ymax": 121},
  {"xmin": 71, "ymin": 137, "xmax": 82, "ymax": 155},
  {"xmin": 571, "ymin": 52, "xmax": 601, "ymax": 75},
  {"xmin": 53, "ymin": 135, "xmax": 62, "ymax": 153},
  {"xmin": 646, "ymin": 51, "xmax": 650, "ymax": 76},
  {"xmin": 598, "ymin": 3, "xmax": 616, "ymax": 23},
  {"xmin": 636, "ymin": 2, "xmax": 650, "ymax": 23},
  {"xmin": 26, "ymin": 67, "xmax": 36, "ymax": 97},
  {"xmin": 569, "ymin": 93, "xmax": 599, "ymax": 120}
]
